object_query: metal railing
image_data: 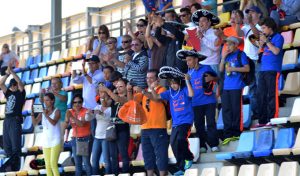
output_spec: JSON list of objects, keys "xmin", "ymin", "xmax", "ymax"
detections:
[{"xmin": 17, "ymin": 0, "xmax": 240, "ymax": 56}]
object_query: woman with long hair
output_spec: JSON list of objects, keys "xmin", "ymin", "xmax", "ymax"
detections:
[{"xmin": 0, "ymin": 44, "xmax": 19, "ymax": 76}]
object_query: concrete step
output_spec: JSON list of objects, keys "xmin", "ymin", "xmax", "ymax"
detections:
[{"xmin": 286, "ymin": 96, "xmax": 300, "ymax": 107}]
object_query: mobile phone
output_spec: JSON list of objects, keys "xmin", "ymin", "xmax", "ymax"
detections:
[{"xmin": 33, "ymin": 104, "xmax": 44, "ymax": 113}]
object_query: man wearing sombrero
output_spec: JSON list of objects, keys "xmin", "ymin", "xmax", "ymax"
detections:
[
  {"xmin": 191, "ymin": 9, "xmax": 221, "ymax": 73},
  {"xmin": 177, "ymin": 49, "xmax": 220, "ymax": 153}
]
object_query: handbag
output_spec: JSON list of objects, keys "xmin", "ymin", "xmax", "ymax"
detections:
[
  {"xmin": 105, "ymin": 103, "xmax": 120, "ymax": 141},
  {"xmin": 76, "ymin": 137, "xmax": 89, "ymax": 156},
  {"xmin": 118, "ymin": 100, "xmax": 147, "ymax": 125}
]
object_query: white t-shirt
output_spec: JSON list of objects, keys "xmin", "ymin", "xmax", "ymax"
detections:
[
  {"xmin": 1, "ymin": 52, "xmax": 19, "ymax": 68},
  {"xmin": 242, "ymin": 24, "xmax": 262, "ymax": 61},
  {"xmin": 42, "ymin": 109, "xmax": 61, "ymax": 148}
]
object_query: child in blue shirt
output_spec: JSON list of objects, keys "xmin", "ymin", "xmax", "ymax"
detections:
[
  {"xmin": 151, "ymin": 72, "xmax": 194, "ymax": 176},
  {"xmin": 219, "ymin": 36, "xmax": 250, "ymax": 145}
]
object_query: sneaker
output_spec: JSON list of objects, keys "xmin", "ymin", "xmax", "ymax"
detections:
[
  {"xmin": 211, "ymin": 146, "xmax": 220, "ymax": 152},
  {"xmin": 221, "ymin": 137, "xmax": 232, "ymax": 145},
  {"xmin": 174, "ymin": 170, "xmax": 185, "ymax": 176},
  {"xmin": 200, "ymin": 147, "xmax": 207, "ymax": 153},
  {"xmin": 184, "ymin": 160, "xmax": 193, "ymax": 170}
]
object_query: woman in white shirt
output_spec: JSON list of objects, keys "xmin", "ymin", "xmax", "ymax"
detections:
[
  {"xmin": 86, "ymin": 88, "xmax": 112, "ymax": 175},
  {"xmin": 0, "ymin": 44, "xmax": 19, "ymax": 76},
  {"xmin": 31, "ymin": 93, "xmax": 61, "ymax": 176}
]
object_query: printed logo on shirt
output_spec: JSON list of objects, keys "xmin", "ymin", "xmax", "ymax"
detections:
[
  {"xmin": 172, "ymin": 95, "xmax": 185, "ymax": 112},
  {"xmin": 193, "ymin": 77, "xmax": 203, "ymax": 89},
  {"xmin": 5, "ymin": 95, "xmax": 16, "ymax": 114}
]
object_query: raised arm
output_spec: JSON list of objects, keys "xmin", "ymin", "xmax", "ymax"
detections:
[
  {"xmin": 0, "ymin": 74, "xmax": 9, "ymax": 93},
  {"xmin": 8, "ymin": 66, "xmax": 24, "ymax": 92},
  {"xmin": 185, "ymin": 74, "xmax": 194, "ymax": 97}
]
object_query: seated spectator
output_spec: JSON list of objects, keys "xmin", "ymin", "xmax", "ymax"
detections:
[
  {"xmin": 190, "ymin": 3, "xmax": 202, "ymax": 13},
  {"xmin": 65, "ymin": 94, "xmax": 92, "ymax": 176},
  {"xmin": 31, "ymin": 93, "xmax": 61, "ymax": 176},
  {"xmin": 146, "ymin": 14, "xmax": 167, "ymax": 69},
  {"xmin": 201, "ymin": 0, "xmax": 217, "ymax": 16},
  {"xmin": 270, "ymin": 0, "xmax": 300, "ymax": 26},
  {"xmin": 93, "ymin": 25, "xmax": 110, "ymax": 62},
  {"xmin": 126, "ymin": 19, "xmax": 148, "ymax": 48},
  {"xmin": 151, "ymin": 73, "xmax": 194, "ymax": 176},
  {"xmin": 219, "ymin": 37, "xmax": 250, "ymax": 145},
  {"xmin": 112, "ymin": 35, "xmax": 133, "ymax": 75},
  {"xmin": 0, "ymin": 44, "xmax": 19, "ymax": 76},
  {"xmin": 124, "ymin": 38, "xmax": 148, "ymax": 88},
  {"xmin": 240, "ymin": 0, "xmax": 269, "ymax": 17},
  {"xmin": 102, "ymin": 37, "xmax": 119, "ymax": 67}
]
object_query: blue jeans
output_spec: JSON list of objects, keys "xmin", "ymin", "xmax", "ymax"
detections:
[
  {"xmin": 71, "ymin": 137, "xmax": 92, "ymax": 176},
  {"xmin": 91, "ymin": 138, "xmax": 108, "ymax": 175},
  {"xmin": 270, "ymin": 10, "xmax": 299, "ymax": 26},
  {"xmin": 106, "ymin": 124, "xmax": 130, "ymax": 174}
]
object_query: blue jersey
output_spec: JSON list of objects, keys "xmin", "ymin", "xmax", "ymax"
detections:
[
  {"xmin": 160, "ymin": 87, "xmax": 194, "ymax": 127},
  {"xmin": 261, "ymin": 33, "xmax": 284, "ymax": 72},
  {"xmin": 188, "ymin": 65, "xmax": 217, "ymax": 106},
  {"xmin": 224, "ymin": 50, "xmax": 249, "ymax": 90}
]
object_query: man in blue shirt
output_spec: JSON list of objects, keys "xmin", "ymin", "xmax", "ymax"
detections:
[
  {"xmin": 219, "ymin": 37, "xmax": 250, "ymax": 145},
  {"xmin": 256, "ymin": 17, "xmax": 284, "ymax": 127},
  {"xmin": 176, "ymin": 49, "xmax": 219, "ymax": 153}
]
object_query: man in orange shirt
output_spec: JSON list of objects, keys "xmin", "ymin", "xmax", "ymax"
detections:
[{"xmin": 128, "ymin": 69, "xmax": 168, "ymax": 176}]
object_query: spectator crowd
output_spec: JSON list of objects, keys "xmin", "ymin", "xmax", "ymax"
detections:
[{"xmin": 1, "ymin": 0, "xmax": 300, "ymax": 175}]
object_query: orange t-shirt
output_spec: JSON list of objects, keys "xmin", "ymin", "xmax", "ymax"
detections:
[
  {"xmin": 222, "ymin": 26, "xmax": 244, "ymax": 55},
  {"xmin": 70, "ymin": 108, "xmax": 91, "ymax": 138},
  {"xmin": 135, "ymin": 86, "xmax": 167, "ymax": 129}
]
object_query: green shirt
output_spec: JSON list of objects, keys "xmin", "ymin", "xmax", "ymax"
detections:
[{"xmin": 55, "ymin": 90, "xmax": 68, "ymax": 122}]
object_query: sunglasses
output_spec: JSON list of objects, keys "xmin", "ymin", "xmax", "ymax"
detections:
[
  {"xmin": 98, "ymin": 32, "xmax": 106, "ymax": 35},
  {"xmin": 106, "ymin": 41, "xmax": 115, "ymax": 45},
  {"xmin": 136, "ymin": 24, "xmax": 145, "ymax": 27},
  {"xmin": 122, "ymin": 40, "xmax": 130, "ymax": 44},
  {"xmin": 73, "ymin": 101, "xmax": 82, "ymax": 104},
  {"xmin": 131, "ymin": 43, "xmax": 140, "ymax": 46},
  {"xmin": 145, "ymin": 98, "xmax": 150, "ymax": 112},
  {"xmin": 179, "ymin": 14, "xmax": 188, "ymax": 18}
]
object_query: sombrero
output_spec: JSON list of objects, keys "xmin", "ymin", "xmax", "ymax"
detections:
[
  {"xmin": 176, "ymin": 49, "xmax": 207, "ymax": 62},
  {"xmin": 158, "ymin": 66, "xmax": 185, "ymax": 80},
  {"xmin": 191, "ymin": 9, "xmax": 220, "ymax": 26}
]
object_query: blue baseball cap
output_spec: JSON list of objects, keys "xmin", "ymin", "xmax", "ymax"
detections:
[{"xmin": 245, "ymin": 6, "xmax": 262, "ymax": 14}]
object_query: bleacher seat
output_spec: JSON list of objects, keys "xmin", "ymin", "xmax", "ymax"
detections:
[
  {"xmin": 56, "ymin": 48, "xmax": 68, "ymax": 63},
  {"xmin": 0, "ymin": 90, "xmax": 6, "ymax": 103},
  {"xmin": 22, "ymin": 99, "xmax": 33, "ymax": 115},
  {"xmin": 61, "ymin": 76, "xmax": 70, "ymax": 88},
  {"xmin": 282, "ymin": 49, "xmax": 298, "ymax": 71},
  {"xmin": 43, "ymin": 65, "xmax": 57, "ymax": 80},
  {"xmin": 25, "ymin": 56, "xmax": 35, "ymax": 69},
  {"xmin": 38, "ymin": 53, "xmax": 51, "ymax": 67},
  {"xmin": 41, "ymin": 80, "xmax": 50, "ymax": 90},
  {"xmin": 21, "ymin": 133, "xmax": 34, "ymax": 153},
  {"xmin": 64, "ymin": 47, "xmax": 77, "ymax": 61},
  {"xmin": 0, "ymin": 104, "xmax": 5, "ymax": 119},
  {"xmin": 4, "ymin": 157, "xmax": 25, "ymax": 176},
  {"xmin": 216, "ymin": 131, "xmax": 255, "ymax": 160},
  {"xmin": 214, "ymin": 12, "xmax": 230, "ymax": 28},
  {"xmin": 200, "ymin": 168, "xmax": 217, "ymax": 176},
  {"xmin": 29, "ymin": 55, "xmax": 42, "ymax": 69},
  {"xmin": 26, "ymin": 68, "xmax": 39, "ymax": 84},
  {"xmin": 292, "ymin": 28, "xmax": 300, "ymax": 47},
  {"xmin": 238, "ymin": 164, "xmax": 258, "ymax": 176},
  {"xmin": 27, "ymin": 132, "xmax": 43, "ymax": 152},
  {"xmin": 67, "ymin": 91, "xmax": 73, "ymax": 108},
  {"xmin": 217, "ymin": 105, "xmax": 251, "ymax": 130},
  {"xmin": 281, "ymin": 30, "xmax": 294, "ymax": 49},
  {"xmin": 278, "ymin": 74, "xmax": 284, "ymax": 91},
  {"xmin": 272, "ymin": 128, "xmax": 295, "ymax": 155},
  {"xmin": 34, "ymin": 66, "xmax": 48, "ymax": 83},
  {"xmin": 291, "ymin": 129, "xmax": 300, "ymax": 155},
  {"xmin": 289, "ymin": 22, "xmax": 300, "ymax": 29},
  {"xmin": 219, "ymin": 165, "xmax": 238, "ymax": 176},
  {"xmin": 278, "ymin": 161, "xmax": 299, "ymax": 176},
  {"xmin": 252, "ymin": 129, "xmax": 274, "ymax": 157},
  {"xmin": 0, "ymin": 120, "xmax": 3, "ymax": 136},
  {"xmin": 280, "ymin": 72, "xmax": 300, "ymax": 95},
  {"xmin": 47, "ymin": 50, "xmax": 60, "ymax": 65},
  {"xmin": 132, "ymin": 173, "xmax": 146, "ymax": 176},
  {"xmin": 22, "ymin": 116, "xmax": 34, "ymax": 134},
  {"xmin": 58, "ymin": 151, "xmax": 72, "ymax": 173},
  {"xmin": 184, "ymin": 168, "xmax": 199, "ymax": 176},
  {"xmin": 21, "ymin": 70, "xmax": 30, "ymax": 84},
  {"xmin": 288, "ymin": 98, "xmax": 300, "ymax": 123},
  {"xmin": 54, "ymin": 63, "xmax": 66, "ymax": 78},
  {"xmin": 257, "ymin": 163, "xmax": 278, "ymax": 176}
]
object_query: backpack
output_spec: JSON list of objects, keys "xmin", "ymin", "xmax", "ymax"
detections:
[{"xmin": 237, "ymin": 51, "xmax": 256, "ymax": 86}]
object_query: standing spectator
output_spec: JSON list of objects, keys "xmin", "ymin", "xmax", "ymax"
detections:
[
  {"xmin": 102, "ymin": 66, "xmax": 114, "ymax": 89},
  {"xmin": 219, "ymin": 37, "xmax": 250, "ymax": 145},
  {"xmin": 158, "ymin": 0, "xmax": 173, "ymax": 12},
  {"xmin": 112, "ymin": 35, "xmax": 133, "ymax": 75},
  {"xmin": 151, "ymin": 73, "xmax": 194, "ymax": 176},
  {"xmin": 142, "ymin": 0, "xmax": 157, "ymax": 13},
  {"xmin": 0, "ymin": 66, "xmax": 25, "ymax": 171},
  {"xmin": 93, "ymin": 25, "xmax": 110, "ymax": 61},
  {"xmin": 236, "ymin": 6, "xmax": 262, "ymax": 119},
  {"xmin": 0, "ymin": 44, "xmax": 19, "ymax": 76},
  {"xmin": 201, "ymin": 0, "xmax": 217, "ymax": 16},
  {"xmin": 72, "ymin": 55, "xmax": 104, "ymax": 136},
  {"xmin": 240, "ymin": 0, "xmax": 269, "ymax": 17},
  {"xmin": 177, "ymin": 49, "xmax": 219, "ymax": 153},
  {"xmin": 256, "ymin": 17, "xmax": 284, "ymax": 126},
  {"xmin": 102, "ymin": 37, "xmax": 119, "ymax": 67},
  {"xmin": 39, "ymin": 77, "xmax": 68, "ymax": 149},
  {"xmin": 164, "ymin": 9, "xmax": 178, "ymax": 21},
  {"xmin": 146, "ymin": 14, "xmax": 167, "ymax": 69},
  {"xmin": 270, "ymin": 0, "xmax": 300, "ymax": 26},
  {"xmin": 99, "ymin": 78, "xmax": 130, "ymax": 174},
  {"xmin": 124, "ymin": 38, "xmax": 148, "ymax": 88},
  {"xmin": 126, "ymin": 19, "xmax": 148, "ymax": 48},
  {"xmin": 223, "ymin": 0, "xmax": 240, "ymax": 13},
  {"xmin": 180, "ymin": 7, "xmax": 197, "ymax": 29},
  {"xmin": 109, "ymin": 71, "xmax": 123, "ymax": 88},
  {"xmin": 181, "ymin": 0, "xmax": 201, "ymax": 8},
  {"xmin": 128, "ymin": 69, "xmax": 169, "ymax": 176},
  {"xmin": 64, "ymin": 94, "xmax": 92, "ymax": 176},
  {"xmin": 86, "ymin": 88, "xmax": 112, "ymax": 175},
  {"xmin": 85, "ymin": 35, "xmax": 98, "ymax": 59},
  {"xmin": 191, "ymin": 9, "xmax": 221, "ymax": 73},
  {"xmin": 31, "ymin": 93, "xmax": 61, "ymax": 176},
  {"xmin": 190, "ymin": 3, "xmax": 202, "ymax": 13}
]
